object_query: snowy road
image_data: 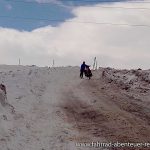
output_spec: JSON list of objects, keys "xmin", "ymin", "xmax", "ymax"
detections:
[{"xmin": 0, "ymin": 65, "xmax": 150, "ymax": 150}]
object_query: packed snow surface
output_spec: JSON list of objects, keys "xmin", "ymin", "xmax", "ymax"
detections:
[{"xmin": 0, "ymin": 65, "xmax": 150, "ymax": 150}]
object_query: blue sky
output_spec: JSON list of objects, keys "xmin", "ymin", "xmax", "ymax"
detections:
[{"xmin": 0, "ymin": 0, "xmax": 128, "ymax": 31}]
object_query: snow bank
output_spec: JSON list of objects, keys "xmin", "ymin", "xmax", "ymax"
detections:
[
  {"xmin": 99, "ymin": 67, "xmax": 150, "ymax": 92},
  {"xmin": 0, "ymin": 65, "xmax": 84, "ymax": 150}
]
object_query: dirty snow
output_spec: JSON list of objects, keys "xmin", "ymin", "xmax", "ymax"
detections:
[{"xmin": 1, "ymin": 65, "xmax": 150, "ymax": 150}]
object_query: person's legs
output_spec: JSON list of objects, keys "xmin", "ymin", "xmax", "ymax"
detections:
[{"xmin": 80, "ymin": 70, "xmax": 83, "ymax": 78}]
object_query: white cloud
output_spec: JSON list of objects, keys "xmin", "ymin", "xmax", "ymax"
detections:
[{"xmin": 1, "ymin": 1, "xmax": 150, "ymax": 69}]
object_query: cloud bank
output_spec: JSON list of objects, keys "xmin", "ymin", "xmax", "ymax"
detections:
[{"xmin": 0, "ymin": 1, "xmax": 150, "ymax": 69}]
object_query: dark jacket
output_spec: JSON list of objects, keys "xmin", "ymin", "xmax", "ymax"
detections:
[{"xmin": 80, "ymin": 64, "xmax": 89, "ymax": 71}]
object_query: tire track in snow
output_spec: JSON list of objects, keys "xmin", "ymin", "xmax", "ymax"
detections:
[{"xmin": 60, "ymin": 71, "xmax": 150, "ymax": 150}]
